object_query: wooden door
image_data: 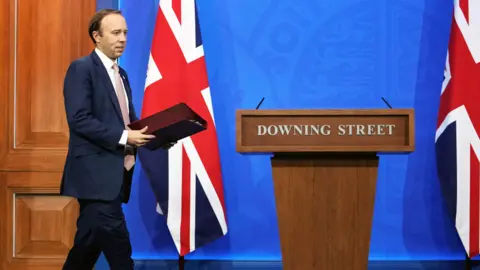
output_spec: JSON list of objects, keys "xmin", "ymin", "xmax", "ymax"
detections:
[{"xmin": 0, "ymin": 0, "xmax": 96, "ymax": 269}]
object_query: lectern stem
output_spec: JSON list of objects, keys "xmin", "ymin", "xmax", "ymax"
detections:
[{"xmin": 271, "ymin": 152, "xmax": 378, "ymax": 270}]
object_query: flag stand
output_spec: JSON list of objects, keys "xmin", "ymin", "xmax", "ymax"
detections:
[
  {"xmin": 465, "ymin": 253, "xmax": 480, "ymax": 270},
  {"xmin": 179, "ymin": 255, "xmax": 185, "ymax": 270},
  {"xmin": 466, "ymin": 253, "xmax": 471, "ymax": 270}
]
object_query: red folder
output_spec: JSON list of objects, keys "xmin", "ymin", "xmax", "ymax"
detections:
[{"xmin": 127, "ymin": 103, "xmax": 208, "ymax": 150}]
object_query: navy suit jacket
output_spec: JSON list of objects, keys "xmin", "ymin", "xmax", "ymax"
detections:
[{"xmin": 60, "ymin": 50, "xmax": 138, "ymax": 203}]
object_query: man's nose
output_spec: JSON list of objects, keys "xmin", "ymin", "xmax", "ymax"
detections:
[{"xmin": 118, "ymin": 33, "xmax": 126, "ymax": 42}]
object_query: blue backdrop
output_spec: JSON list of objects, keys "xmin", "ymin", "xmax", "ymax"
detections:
[{"xmin": 101, "ymin": 0, "xmax": 466, "ymax": 261}]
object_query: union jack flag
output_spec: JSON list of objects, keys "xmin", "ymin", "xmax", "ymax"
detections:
[
  {"xmin": 139, "ymin": 0, "xmax": 228, "ymax": 256},
  {"xmin": 435, "ymin": 0, "xmax": 480, "ymax": 258}
]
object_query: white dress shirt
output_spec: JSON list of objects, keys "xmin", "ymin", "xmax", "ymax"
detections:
[{"xmin": 94, "ymin": 48, "xmax": 129, "ymax": 145}]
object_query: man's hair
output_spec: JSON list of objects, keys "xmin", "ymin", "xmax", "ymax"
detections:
[{"xmin": 88, "ymin": 9, "xmax": 122, "ymax": 44}]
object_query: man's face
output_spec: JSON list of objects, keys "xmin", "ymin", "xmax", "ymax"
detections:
[{"xmin": 93, "ymin": 14, "xmax": 127, "ymax": 60}]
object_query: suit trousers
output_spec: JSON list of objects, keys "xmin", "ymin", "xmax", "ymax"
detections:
[{"xmin": 63, "ymin": 170, "xmax": 133, "ymax": 270}]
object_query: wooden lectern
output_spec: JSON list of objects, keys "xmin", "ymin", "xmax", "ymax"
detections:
[{"xmin": 236, "ymin": 109, "xmax": 414, "ymax": 270}]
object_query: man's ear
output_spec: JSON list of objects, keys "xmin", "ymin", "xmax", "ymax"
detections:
[{"xmin": 92, "ymin": 31, "xmax": 101, "ymax": 43}]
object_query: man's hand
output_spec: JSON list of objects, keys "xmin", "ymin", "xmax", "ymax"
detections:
[{"xmin": 127, "ymin": 126, "xmax": 155, "ymax": 147}]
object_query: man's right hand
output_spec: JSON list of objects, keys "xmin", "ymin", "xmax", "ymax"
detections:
[{"xmin": 127, "ymin": 126, "xmax": 155, "ymax": 147}]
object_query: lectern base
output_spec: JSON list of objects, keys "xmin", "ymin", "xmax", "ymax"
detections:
[{"xmin": 271, "ymin": 153, "xmax": 379, "ymax": 270}]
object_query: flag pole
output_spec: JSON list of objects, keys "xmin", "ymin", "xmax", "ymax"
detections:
[
  {"xmin": 466, "ymin": 252, "xmax": 480, "ymax": 270},
  {"xmin": 466, "ymin": 253, "xmax": 471, "ymax": 270},
  {"xmin": 179, "ymin": 255, "xmax": 185, "ymax": 270}
]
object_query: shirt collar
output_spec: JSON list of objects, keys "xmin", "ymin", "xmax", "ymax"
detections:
[{"xmin": 95, "ymin": 48, "xmax": 117, "ymax": 71}]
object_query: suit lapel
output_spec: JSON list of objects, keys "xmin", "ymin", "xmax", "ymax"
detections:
[
  {"xmin": 90, "ymin": 51, "xmax": 124, "ymax": 125},
  {"xmin": 119, "ymin": 70, "xmax": 132, "ymax": 99}
]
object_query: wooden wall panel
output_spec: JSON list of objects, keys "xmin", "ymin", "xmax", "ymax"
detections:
[
  {"xmin": 0, "ymin": 0, "xmax": 95, "ymax": 172},
  {"xmin": 15, "ymin": 195, "xmax": 78, "ymax": 259},
  {"xmin": 0, "ymin": 172, "xmax": 79, "ymax": 269},
  {"xmin": 0, "ymin": 0, "xmax": 10, "ymax": 174},
  {"xmin": 0, "ymin": 0, "xmax": 97, "ymax": 269}
]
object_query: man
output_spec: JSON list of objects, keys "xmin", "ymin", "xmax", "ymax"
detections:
[{"xmin": 60, "ymin": 9, "xmax": 154, "ymax": 269}]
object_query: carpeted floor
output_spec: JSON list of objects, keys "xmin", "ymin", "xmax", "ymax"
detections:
[{"xmin": 93, "ymin": 259, "xmax": 480, "ymax": 269}]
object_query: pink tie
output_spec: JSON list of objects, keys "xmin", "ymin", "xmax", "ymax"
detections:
[{"xmin": 113, "ymin": 63, "xmax": 135, "ymax": 171}]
